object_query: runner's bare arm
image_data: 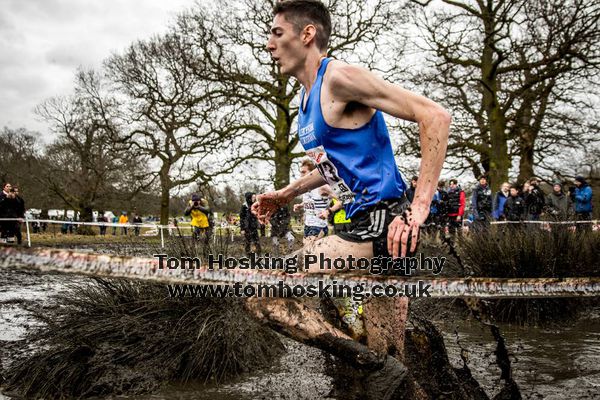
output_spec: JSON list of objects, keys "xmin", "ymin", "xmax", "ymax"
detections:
[
  {"xmin": 283, "ymin": 169, "xmax": 327, "ymax": 201},
  {"xmin": 327, "ymin": 62, "xmax": 451, "ymax": 256},
  {"xmin": 328, "ymin": 63, "xmax": 450, "ymax": 212},
  {"xmin": 253, "ymin": 170, "xmax": 326, "ymax": 224}
]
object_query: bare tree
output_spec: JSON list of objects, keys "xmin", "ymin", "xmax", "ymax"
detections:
[
  {"xmin": 105, "ymin": 32, "xmax": 245, "ymax": 224},
  {"xmin": 36, "ymin": 70, "xmax": 150, "ymax": 225},
  {"xmin": 175, "ymin": 0, "xmax": 406, "ymax": 190},
  {"xmin": 405, "ymin": 0, "xmax": 600, "ymax": 189}
]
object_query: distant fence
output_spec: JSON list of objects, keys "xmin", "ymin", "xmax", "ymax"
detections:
[
  {"xmin": 0, "ymin": 217, "xmax": 597, "ymax": 248},
  {"xmin": 0, "ymin": 218, "xmax": 245, "ymax": 248}
]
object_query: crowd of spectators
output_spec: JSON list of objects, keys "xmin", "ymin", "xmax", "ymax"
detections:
[
  {"xmin": 0, "ymin": 171, "xmax": 595, "ymax": 247},
  {"xmin": 419, "ymin": 175, "xmax": 595, "ymax": 233},
  {"xmin": 236, "ymin": 165, "xmax": 590, "ymax": 256}
]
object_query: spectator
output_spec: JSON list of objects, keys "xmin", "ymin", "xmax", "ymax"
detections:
[
  {"xmin": 119, "ymin": 211, "xmax": 128, "ymax": 235},
  {"xmin": 40, "ymin": 209, "xmax": 49, "ymax": 232},
  {"xmin": 471, "ymin": 175, "xmax": 493, "ymax": 230},
  {"xmin": 184, "ymin": 194, "xmax": 211, "ymax": 244},
  {"xmin": 112, "ymin": 214, "xmax": 119, "ymax": 235},
  {"xmin": 426, "ymin": 186, "xmax": 441, "ymax": 226},
  {"xmin": 327, "ymin": 197, "xmax": 351, "ymax": 234},
  {"xmin": 405, "ymin": 176, "xmax": 418, "ymax": 203},
  {"xmin": 573, "ymin": 176, "xmax": 593, "ymax": 230},
  {"xmin": 240, "ymin": 192, "xmax": 261, "ymax": 255},
  {"xmin": 492, "ymin": 182, "xmax": 510, "ymax": 220},
  {"xmin": 525, "ymin": 177, "xmax": 545, "ymax": 221},
  {"xmin": 270, "ymin": 205, "xmax": 293, "ymax": 255},
  {"xmin": 0, "ymin": 182, "xmax": 9, "ymax": 199},
  {"xmin": 98, "ymin": 212, "xmax": 108, "ymax": 236},
  {"xmin": 0, "ymin": 182, "xmax": 11, "ymax": 239},
  {"xmin": 545, "ymin": 182, "xmax": 571, "ymax": 220},
  {"xmin": 12, "ymin": 186, "xmax": 25, "ymax": 245},
  {"xmin": 446, "ymin": 179, "xmax": 465, "ymax": 234},
  {"xmin": 132, "ymin": 212, "xmax": 143, "ymax": 236},
  {"xmin": 503, "ymin": 184, "xmax": 526, "ymax": 223},
  {"xmin": 435, "ymin": 180, "xmax": 449, "ymax": 226},
  {"xmin": 60, "ymin": 216, "xmax": 69, "ymax": 235},
  {"xmin": 69, "ymin": 217, "xmax": 76, "ymax": 234},
  {"xmin": 0, "ymin": 187, "xmax": 21, "ymax": 243}
]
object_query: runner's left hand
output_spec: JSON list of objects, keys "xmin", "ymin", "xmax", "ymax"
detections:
[{"xmin": 387, "ymin": 202, "xmax": 429, "ymax": 258}]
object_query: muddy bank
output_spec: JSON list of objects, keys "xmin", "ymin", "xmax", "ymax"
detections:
[{"xmin": 1, "ymin": 247, "xmax": 599, "ymax": 399}]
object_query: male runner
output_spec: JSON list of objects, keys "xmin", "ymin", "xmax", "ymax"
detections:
[
  {"xmin": 247, "ymin": 1, "xmax": 450, "ymax": 397},
  {"xmin": 293, "ymin": 159, "xmax": 330, "ymax": 245}
]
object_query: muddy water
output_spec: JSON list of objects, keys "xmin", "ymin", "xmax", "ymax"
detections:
[
  {"xmin": 439, "ymin": 315, "xmax": 600, "ymax": 399},
  {"xmin": 1, "ymin": 267, "xmax": 599, "ymax": 399}
]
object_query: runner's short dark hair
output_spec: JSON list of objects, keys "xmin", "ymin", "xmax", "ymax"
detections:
[
  {"xmin": 273, "ymin": 0, "xmax": 331, "ymax": 51},
  {"xmin": 449, "ymin": 179, "xmax": 458, "ymax": 185},
  {"xmin": 301, "ymin": 158, "xmax": 316, "ymax": 171}
]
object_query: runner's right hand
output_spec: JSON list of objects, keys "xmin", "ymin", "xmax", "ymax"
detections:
[{"xmin": 252, "ymin": 190, "xmax": 289, "ymax": 224}]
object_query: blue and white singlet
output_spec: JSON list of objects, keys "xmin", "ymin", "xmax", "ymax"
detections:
[{"xmin": 297, "ymin": 57, "xmax": 406, "ymax": 218}]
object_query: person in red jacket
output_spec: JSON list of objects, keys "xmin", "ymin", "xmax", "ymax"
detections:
[{"xmin": 446, "ymin": 179, "xmax": 465, "ymax": 234}]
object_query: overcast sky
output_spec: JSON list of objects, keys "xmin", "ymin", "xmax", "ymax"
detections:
[{"xmin": 0, "ymin": 0, "xmax": 195, "ymax": 140}]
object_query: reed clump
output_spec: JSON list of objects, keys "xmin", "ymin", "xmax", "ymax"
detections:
[{"xmin": 3, "ymin": 278, "xmax": 284, "ymax": 398}]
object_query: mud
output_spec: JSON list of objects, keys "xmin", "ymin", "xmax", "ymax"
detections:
[{"xmin": 1, "ymin": 238, "xmax": 599, "ymax": 399}]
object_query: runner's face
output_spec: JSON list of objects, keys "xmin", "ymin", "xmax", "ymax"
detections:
[
  {"xmin": 267, "ymin": 14, "xmax": 305, "ymax": 75},
  {"xmin": 300, "ymin": 166, "xmax": 310, "ymax": 177}
]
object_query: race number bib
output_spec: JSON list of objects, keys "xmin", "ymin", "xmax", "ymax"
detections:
[{"xmin": 306, "ymin": 145, "xmax": 355, "ymax": 204}]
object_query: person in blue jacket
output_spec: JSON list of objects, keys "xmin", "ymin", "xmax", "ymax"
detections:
[
  {"xmin": 492, "ymin": 182, "xmax": 510, "ymax": 220},
  {"xmin": 572, "ymin": 176, "xmax": 593, "ymax": 230}
]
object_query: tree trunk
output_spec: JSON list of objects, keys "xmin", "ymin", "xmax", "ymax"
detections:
[
  {"xmin": 159, "ymin": 170, "xmax": 171, "ymax": 226},
  {"xmin": 488, "ymin": 121, "xmax": 510, "ymax": 192},
  {"xmin": 273, "ymin": 150, "xmax": 292, "ymax": 190},
  {"xmin": 481, "ymin": 9, "xmax": 510, "ymax": 192},
  {"xmin": 77, "ymin": 205, "xmax": 95, "ymax": 235},
  {"xmin": 273, "ymin": 80, "xmax": 294, "ymax": 190},
  {"xmin": 517, "ymin": 127, "xmax": 536, "ymax": 184}
]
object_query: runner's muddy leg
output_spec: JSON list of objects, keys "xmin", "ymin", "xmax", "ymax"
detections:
[
  {"xmin": 244, "ymin": 297, "xmax": 407, "ymax": 400},
  {"xmin": 243, "ymin": 236, "xmax": 407, "ymax": 399},
  {"xmin": 363, "ymin": 296, "xmax": 409, "ymax": 361}
]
